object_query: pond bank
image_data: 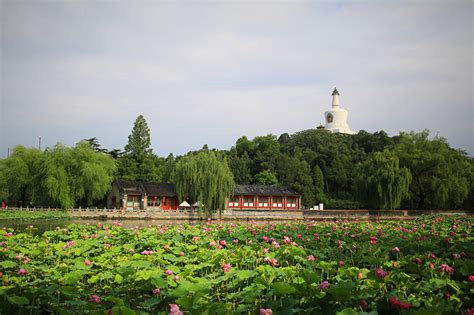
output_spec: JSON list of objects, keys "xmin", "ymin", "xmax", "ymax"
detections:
[{"xmin": 68, "ymin": 208, "xmax": 473, "ymax": 220}]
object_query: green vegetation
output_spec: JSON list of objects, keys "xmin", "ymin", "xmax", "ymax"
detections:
[
  {"xmin": 0, "ymin": 216, "xmax": 472, "ymax": 314},
  {"xmin": 172, "ymin": 150, "xmax": 234, "ymax": 215},
  {"xmin": 0, "ymin": 210, "xmax": 70, "ymax": 220},
  {"xmin": 1, "ymin": 114, "xmax": 473, "ymax": 210},
  {"xmin": 354, "ymin": 150, "xmax": 411, "ymax": 210},
  {"xmin": 0, "ymin": 142, "xmax": 116, "ymax": 209}
]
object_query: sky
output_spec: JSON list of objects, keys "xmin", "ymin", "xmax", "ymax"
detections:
[{"xmin": 1, "ymin": 1, "xmax": 473, "ymax": 158}]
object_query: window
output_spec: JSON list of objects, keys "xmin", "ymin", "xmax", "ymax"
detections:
[
  {"xmin": 228, "ymin": 196, "xmax": 239, "ymax": 207},
  {"xmin": 287, "ymin": 197, "xmax": 297, "ymax": 208},
  {"xmin": 148, "ymin": 196, "xmax": 161, "ymax": 207},
  {"xmin": 243, "ymin": 196, "xmax": 254, "ymax": 207},
  {"xmin": 272, "ymin": 196, "xmax": 283, "ymax": 208},
  {"xmin": 327, "ymin": 113, "xmax": 333, "ymax": 123},
  {"xmin": 126, "ymin": 196, "xmax": 140, "ymax": 209},
  {"xmin": 258, "ymin": 196, "xmax": 268, "ymax": 207}
]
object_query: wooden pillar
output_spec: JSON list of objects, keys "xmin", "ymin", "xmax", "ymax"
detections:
[{"xmin": 269, "ymin": 196, "xmax": 272, "ymax": 210}]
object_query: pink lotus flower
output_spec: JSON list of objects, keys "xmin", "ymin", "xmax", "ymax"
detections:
[
  {"xmin": 389, "ymin": 296, "xmax": 411, "ymax": 310},
  {"xmin": 412, "ymin": 257, "xmax": 423, "ymax": 264},
  {"xmin": 307, "ymin": 255, "xmax": 315, "ymax": 262},
  {"xmin": 4, "ymin": 232, "xmax": 13, "ymax": 237},
  {"xmin": 165, "ymin": 269, "xmax": 173, "ymax": 276},
  {"xmin": 319, "ymin": 281, "xmax": 330, "ymax": 290},
  {"xmin": 370, "ymin": 236, "xmax": 378, "ymax": 245},
  {"xmin": 468, "ymin": 275, "xmax": 474, "ymax": 282},
  {"xmin": 179, "ymin": 252, "xmax": 185, "ymax": 257},
  {"xmin": 283, "ymin": 236, "xmax": 291, "ymax": 244},
  {"xmin": 192, "ymin": 236, "xmax": 199, "ymax": 241},
  {"xmin": 85, "ymin": 259, "xmax": 91, "ymax": 266},
  {"xmin": 260, "ymin": 308, "xmax": 273, "ymax": 315},
  {"xmin": 392, "ymin": 247, "xmax": 400, "ymax": 253},
  {"xmin": 219, "ymin": 240, "xmax": 227, "ymax": 246},
  {"xmin": 264, "ymin": 257, "xmax": 278, "ymax": 267},
  {"xmin": 452, "ymin": 253, "xmax": 461, "ymax": 260},
  {"xmin": 141, "ymin": 250, "xmax": 154, "ymax": 255},
  {"xmin": 338, "ymin": 260, "xmax": 345, "ymax": 267},
  {"xmin": 164, "ymin": 245, "xmax": 170, "ymax": 251},
  {"xmin": 439, "ymin": 264, "xmax": 454, "ymax": 275},
  {"xmin": 263, "ymin": 248, "xmax": 269, "ymax": 254},
  {"xmin": 152, "ymin": 288, "xmax": 161, "ymax": 296},
  {"xmin": 262, "ymin": 236, "xmax": 269, "ymax": 242},
  {"xmin": 429, "ymin": 253, "xmax": 437, "ymax": 259},
  {"xmin": 169, "ymin": 304, "xmax": 183, "ymax": 315},
  {"xmin": 375, "ymin": 268, "xmax": 388, "ymax": 278},
  {"xmin": 17, "ymin": 268, "xmax": 28, "ymax": 275},
  {"xmin": 89, "ymin": 294, "xmax": 101, "ymax": 304},
  {"xmin": 209, "ymin": 241, "xmax": 216, "ymax": 247},
  {"xmin": 222, "ymin": 263, "xmax": 231, "ymax": 272},
  {"xmin": 62, "ymin": 241, "xmax": 76, "ymax": 249},
  {"xmin": 173, "ymin": 275, "xmax": 180, "ymax": 282},
  {"xmin": 233, "ymin": 239, "xmax": 239, "ymax": 244}
]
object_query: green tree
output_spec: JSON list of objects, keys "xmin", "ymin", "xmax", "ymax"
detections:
[
  {"xmin": 393, "ymin": 130, "xmax": 471, "ymax": 209},
  {"xmin": 172, "ymin": 151, "xmax": 234, "ymax": 216},
  {"xmin": 311, "ymin": 165, "xmax": 327, "ymax": 204},
  {"xmin": 41, "ymin": 142, "xmax": 117, "ymax": 209},
  {"xmin": 0, "ymin": 146, "xmax": 43, "ymax": 206},
  {"xmin": 125, "ymin": 115, "xmax": 152, "ymax": 159},
  {"xmin": 254, "ymin": 170, "xmax": 279, "ymax": 186},
  {"xmin": 354, "ymin": 150, "xmax": 411, "ymax": 209},
  {"xmin": 83, "ymin": 137, "xmax": 108, "ymax": 153},
  {"xmin": 227, "ymin": 149, "xmax": 252, "ymax": 184},
  {"xmin": 119, "ymin": 115, "xmax": 160, "ymax": 181}
]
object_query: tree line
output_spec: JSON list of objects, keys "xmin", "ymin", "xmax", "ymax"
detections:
[{"xmin": 1, "ymin": 115, "xmax": 472, "ymax": 210}]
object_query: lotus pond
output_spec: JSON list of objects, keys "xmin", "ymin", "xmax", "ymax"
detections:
[{"xmin": 0, "ymin": 216, "xmax": 473, "ymax": 314}]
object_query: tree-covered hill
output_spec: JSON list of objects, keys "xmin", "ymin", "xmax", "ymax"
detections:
[{"xmin": 1, "ymin": 115, "xmax": 472, "ymax": 210}]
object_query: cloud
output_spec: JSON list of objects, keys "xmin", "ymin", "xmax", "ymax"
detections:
[{"xmin": 1, "ymin": 1, "xmax": 472, "ymax": 157}]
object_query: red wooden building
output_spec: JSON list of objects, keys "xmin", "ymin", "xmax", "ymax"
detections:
[
  {"xmin": 107, "ymin": 180, "xmax": 178, "ymax": 210},
  {"xmin": 225, "ymin": 184, "xmax": 302, "ymax": 211}
]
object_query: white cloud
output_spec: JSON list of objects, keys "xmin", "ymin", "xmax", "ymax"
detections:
[{"xmin": 1, "ymin": 1, "xmax": 472, "ymax": 156}]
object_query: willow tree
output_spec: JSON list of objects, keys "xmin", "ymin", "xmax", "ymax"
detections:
[
  {"xmin": 41, "ymin": 142, "xmax": 116, "ymax": 209},
  {"xmin": 0, "ymin": 145, "xmax": 43, "ymax": 206},
  {"xmin": 172, "ymin": 151, "xmax": 234, "ymax": 217},
  {"xmin": 354, "ymin": 150, "xmax": 411, "ymax": 210}
]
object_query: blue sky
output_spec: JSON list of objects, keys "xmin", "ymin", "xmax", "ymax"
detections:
[{"xmin": 1, "ymin": 1, "xmax": 473, "ymax": 157}]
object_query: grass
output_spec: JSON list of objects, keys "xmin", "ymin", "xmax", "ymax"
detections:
[{"xmin": 0, "ymin": 210, "xmax": 70, "ymax": 220}]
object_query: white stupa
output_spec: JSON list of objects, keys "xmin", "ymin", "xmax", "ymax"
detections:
[{"xmin": 323, "ymin": 88, "xmax": 355, "ymax": 134}]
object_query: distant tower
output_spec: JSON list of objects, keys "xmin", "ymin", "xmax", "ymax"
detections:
[{"xmin": 323, "ymin": 88, "xmax": 355, "ymax": 134}]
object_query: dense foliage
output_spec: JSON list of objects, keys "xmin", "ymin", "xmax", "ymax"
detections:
[
  {"xmin": 0, "ymin": 143, "xmax": 116, "ymax": 209},
  {"xmin": 1, "ymin": 114, "xmax": 473, "ymax": 210},
  {"xmin": 172, "ymin": 150, "xmax": 235, "ymax": 215},
  {"xmin": 225, "ymin": 130, "xmax": 473, "ymax": 209},
  {"xmin": 0, "ymin": 216, "xmax": 472, "ymax": 314},
  {"xmin": 0, "ymin": 210, "xmax": 69, "ymax": 220}
]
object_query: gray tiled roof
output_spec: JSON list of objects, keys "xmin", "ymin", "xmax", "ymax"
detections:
[
  {"xmin": 234, "ymin": 184, "xmax": 301, "ymax": 196},
  {"xmin": 115, "ymin": 180, "xmax": 177, "ymax": 197}
]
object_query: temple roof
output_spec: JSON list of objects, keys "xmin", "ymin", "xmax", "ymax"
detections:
[
  {"xmin": 234, "ymin": 184, "xmax": 301, "ymax": 196},
  {"xmin": 115, "ymin": 180, "xmax": 177, "ymax": 196}
]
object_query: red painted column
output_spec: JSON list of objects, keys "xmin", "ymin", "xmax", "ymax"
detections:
[{"xmin": 269, "ymin": 196, "xmax": 272, "ymax": 210}]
